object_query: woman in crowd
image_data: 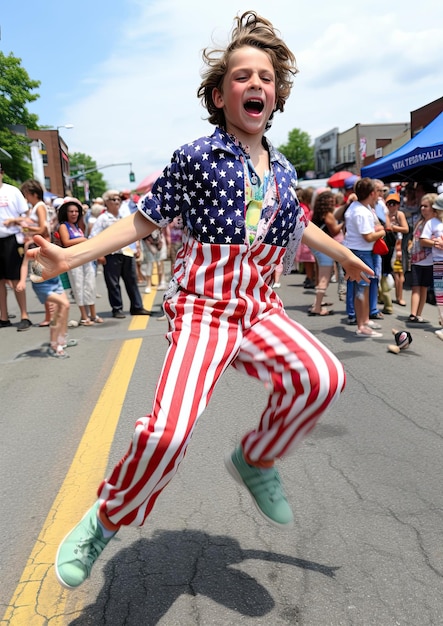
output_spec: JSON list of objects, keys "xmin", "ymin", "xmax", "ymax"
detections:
[
  {"xmin": 384, "ymin": 193, "xmax": 409, "ymax": 306},
  {"xmin": 420, "ymin": 192, "xmax": 443, "ymax": 339},
  {"xmin": 18, "ymin": 179, "xmax": 53, "ymax": 327},
  {"xmin": 408, "ymin": 193, "xmax": 437, "ymax": 323},
  {"xmin": 309, "ymin": 190, "xmax": 343, "ymax": 315},
  {"xmin": 58, "ymin": 197, "xmax": 103, "ymax": 325}
]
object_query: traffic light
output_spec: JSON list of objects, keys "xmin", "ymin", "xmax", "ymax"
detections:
[{"xmin": 129, "ymin": 171, "xmax": 135, "ymax": 183}]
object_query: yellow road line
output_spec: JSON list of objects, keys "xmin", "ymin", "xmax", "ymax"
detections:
[
  {"xmin": 129, "ymin": 289, "xmax": 157, "ymax": 331},
  {"xmin": 1, "ymin": 292, "xmax": 157, "ymax": 625}
]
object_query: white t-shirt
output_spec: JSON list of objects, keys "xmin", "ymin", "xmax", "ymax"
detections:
[
  {"xmin": 421, "ymin": 216, "xmax": 443, "ymax": 262},
  {"xmin": 344, "ymin": 201, "xmax": 376, "ymax": 251},
  {"xmin": 0, "ymin": 182, "xmax": 29, "ymax": 238}
]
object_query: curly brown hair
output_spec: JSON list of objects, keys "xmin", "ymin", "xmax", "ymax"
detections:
[
  {"xmin": 197, "ymin": 11, "xmax": 298, "ymax": 130},
  {"xmin": 312, "ymin": 191, "xmax": 335, "ymax": 227}
]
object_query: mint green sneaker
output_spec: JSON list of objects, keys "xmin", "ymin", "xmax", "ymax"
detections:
[
  {"xmin": 55, "ymin": 502, "xmax": 116, "ymax": 588},
  {"xmin": 225, "ymin": 447, "xmax": 294, "ymax": 528}
]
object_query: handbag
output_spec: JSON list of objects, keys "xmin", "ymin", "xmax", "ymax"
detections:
[{"xmin": 373, "ymin": 237, "xmax": 389, "ymax": 256}]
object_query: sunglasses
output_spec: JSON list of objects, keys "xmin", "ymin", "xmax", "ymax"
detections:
[
  {"xmin": 107, "ymin": 197, "xmax": 121, "ymax": 202},
  {"xmin": 387, "ymin": 201, "xmax": 400, "ymax": 206}
]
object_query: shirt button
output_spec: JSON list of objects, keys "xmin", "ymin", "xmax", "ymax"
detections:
[{"xmin": 235, "ymin": 219, "xmax": 245, "ymax": 227}]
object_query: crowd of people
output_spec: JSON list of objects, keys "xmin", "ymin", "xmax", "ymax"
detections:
[
  {"xmin": 2, "ymin": 169, "xmax": 443, "ymax": 353},
  {"xmin": 0, "ymin": 169, "xmax": 183, "ymax": 356},
  {"xmin": 2, "ymin": 168, "xmax": 443, "ymax": 358},
  {"xmin": 293, "ymin": 177, "xmax": 443, "ymax": 341}
]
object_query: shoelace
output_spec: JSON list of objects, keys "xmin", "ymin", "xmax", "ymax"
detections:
[
  {"xmin": 74, "ymin": 534, "xmax": 108, "ymax": 573},
  {"xmin": 245, "ymin": 467, "xmax": 286, "ymax": 502}
]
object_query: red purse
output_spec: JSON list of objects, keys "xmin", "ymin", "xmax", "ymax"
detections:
[{"xmin": 373, "ymin": 237, "xmax": 389, "ymax": 256}]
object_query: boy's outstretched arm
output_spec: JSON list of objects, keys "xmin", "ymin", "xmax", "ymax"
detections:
[
  {"xmin": 302, "ymin": 221, "xmax": 374, "ymax": 283},
  {"xmin": 28, "ymin": 212, "xmax": 156, "ymax": 281}
]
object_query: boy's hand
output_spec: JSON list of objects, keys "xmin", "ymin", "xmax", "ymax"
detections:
[
  {"xmin": 342, "ymin": 256, "xmax": 374, "ymax": 283},
  {"xmin": 26, "ymin": 235, "xmax": 70, "ymax": 282}
]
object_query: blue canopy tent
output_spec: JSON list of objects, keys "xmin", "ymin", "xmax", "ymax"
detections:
[
  {"xmin": 44, "ymin": 191, "xmax": 58, "ymax": 202},
  {"xmin": 361, "ymin": 112, "xmax": 443, "ymax": 183}
]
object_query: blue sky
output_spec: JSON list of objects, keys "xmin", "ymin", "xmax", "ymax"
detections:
[{"xmin": 2, "ymin": 0, "xmax": 443, "ymax": 191}]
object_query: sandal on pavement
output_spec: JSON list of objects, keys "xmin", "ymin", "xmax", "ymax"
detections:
[
  {"xmin": 308, "ymin": 309, "xmax": 334, "ymax": 316},
  {"xmin": 79, "ymin": 319, "xmax": 95, "ymax": 326},
  {"xmin": 38, "ymin": 320, "xmax": 51, "ymax": 327},
  {"xmin": 93, "ymin": 316, "xmax": 104, "ymax": 323},
  {"xmin": 408, "ymin": 315, "xmax": 428, "ymax": 323},
  {"xmin": 369, "ymin": 312, "xmax": 384, "ymax": 320},
  {"xmin": 48, "ymin": 346, "xmax": 70, "ymax": 359},
  {"xmin": 366, "ymin": 320, "xmax": 382, "ymax": 330},
  {"xmin": 356, "ymin": 328, "xmax": 383, "ymax": 338}
]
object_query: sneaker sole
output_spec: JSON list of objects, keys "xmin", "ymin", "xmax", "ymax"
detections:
[{"xmin": 224, "ymin": 454, "xmax": 294, "ymax": 529}]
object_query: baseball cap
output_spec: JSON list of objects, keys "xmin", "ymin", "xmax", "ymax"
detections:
[{"xmin": 386, "ymin": 193, "xmax": 401, "ymax": 204}]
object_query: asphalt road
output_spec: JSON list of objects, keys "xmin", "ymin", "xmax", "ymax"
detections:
[{"xmin": 1, "ymin": 267, "xmax": 443, "ymax": 626}]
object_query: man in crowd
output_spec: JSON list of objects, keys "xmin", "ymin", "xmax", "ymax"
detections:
[{"xmin": 0, "ymin": 164, "xmax": 33, "ymax": 331}]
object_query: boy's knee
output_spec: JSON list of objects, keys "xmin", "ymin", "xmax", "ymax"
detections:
[{"xmin": 304, "ymin": 354, "xmax": 345, "ymax": 398}]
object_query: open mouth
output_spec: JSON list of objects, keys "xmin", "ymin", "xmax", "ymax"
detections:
[{"xmin": 244, "ymin": 98, "xmax": 264, "ymax": 114}]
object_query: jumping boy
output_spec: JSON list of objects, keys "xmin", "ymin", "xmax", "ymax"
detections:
[{"xmin": 28, "ymin": 11, "xmax": 373, "ymax": 588}]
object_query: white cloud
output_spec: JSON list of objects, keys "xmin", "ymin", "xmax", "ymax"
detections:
[{"xmin": 61, "ymin": 0, "xmax": 443, "ymax": 190}]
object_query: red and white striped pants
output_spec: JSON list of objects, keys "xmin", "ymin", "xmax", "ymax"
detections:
[{"xmin": 98, "ymin": 290, "xmax": 346, "ymax": 527}]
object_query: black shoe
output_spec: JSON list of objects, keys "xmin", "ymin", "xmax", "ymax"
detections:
[
  {"xmin": 130, "ymin": 308, "xmax": 151, "ymax": 316},
  {"xmin": 0, "ymin": 319, "xmax": 12, "ymax": 328},
  {"xmin": 347, "ymin": 317, "xmax": 357, "ymax": 325},
  {"xmin": 112, "ymin": 311, "xmax": 126, "ymax": 319},
  {"xmin": 17, "ymin": 318, "xmax": 32, "ymax": 331}
]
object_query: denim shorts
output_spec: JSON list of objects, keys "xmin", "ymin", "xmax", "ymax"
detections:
[
  {"xmin": 312, "ymin": 248, "xmax": 335, "ymax": 268},
  {"xmin": 31, "ymin": 276, "xmax": 65, "ymax": 304}
]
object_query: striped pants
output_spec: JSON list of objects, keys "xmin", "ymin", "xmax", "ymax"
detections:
[{"xmin": 98, "ymin": 291, "xmax": 346, "ymax": 527}]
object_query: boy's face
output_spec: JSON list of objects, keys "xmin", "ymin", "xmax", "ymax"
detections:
[{"xmin": 212, "ymin": 46, "xmax": 276, "ymax": 140}]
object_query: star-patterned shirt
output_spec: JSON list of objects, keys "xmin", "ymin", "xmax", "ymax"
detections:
[{"xmin": 139, "ymin": 127, "xmax": 306, "ymax": 301}]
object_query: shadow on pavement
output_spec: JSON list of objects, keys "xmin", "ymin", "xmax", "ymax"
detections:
[
  {"xmin": 14, "ymin": 344, "xmax": 50, "ymax": 360},
  {"xmin": 69, "ymin": 529, "xmax": 339, "ymax": 625}
]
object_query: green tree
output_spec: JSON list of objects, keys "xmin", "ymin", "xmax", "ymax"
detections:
[
  {"xmin": 0, "ymin": 52, "xmax": 40, "ymax": 184},
  {"xmin": 278, "ymin": 128, "xmax": 314, "ymax": 179},
  {"xmin": 69, "ymin": 152, "xmax": 107, "ymax": 203}
]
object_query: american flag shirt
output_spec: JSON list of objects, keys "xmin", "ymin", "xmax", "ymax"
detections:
[{"xmin": 139, "ymin": 127, "xmax": 306, "ymax": 302}]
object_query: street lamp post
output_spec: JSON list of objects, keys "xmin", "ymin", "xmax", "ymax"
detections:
[{"xmin": 57, "ymin": 124, "xmax": 74, "ymax": 132}]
